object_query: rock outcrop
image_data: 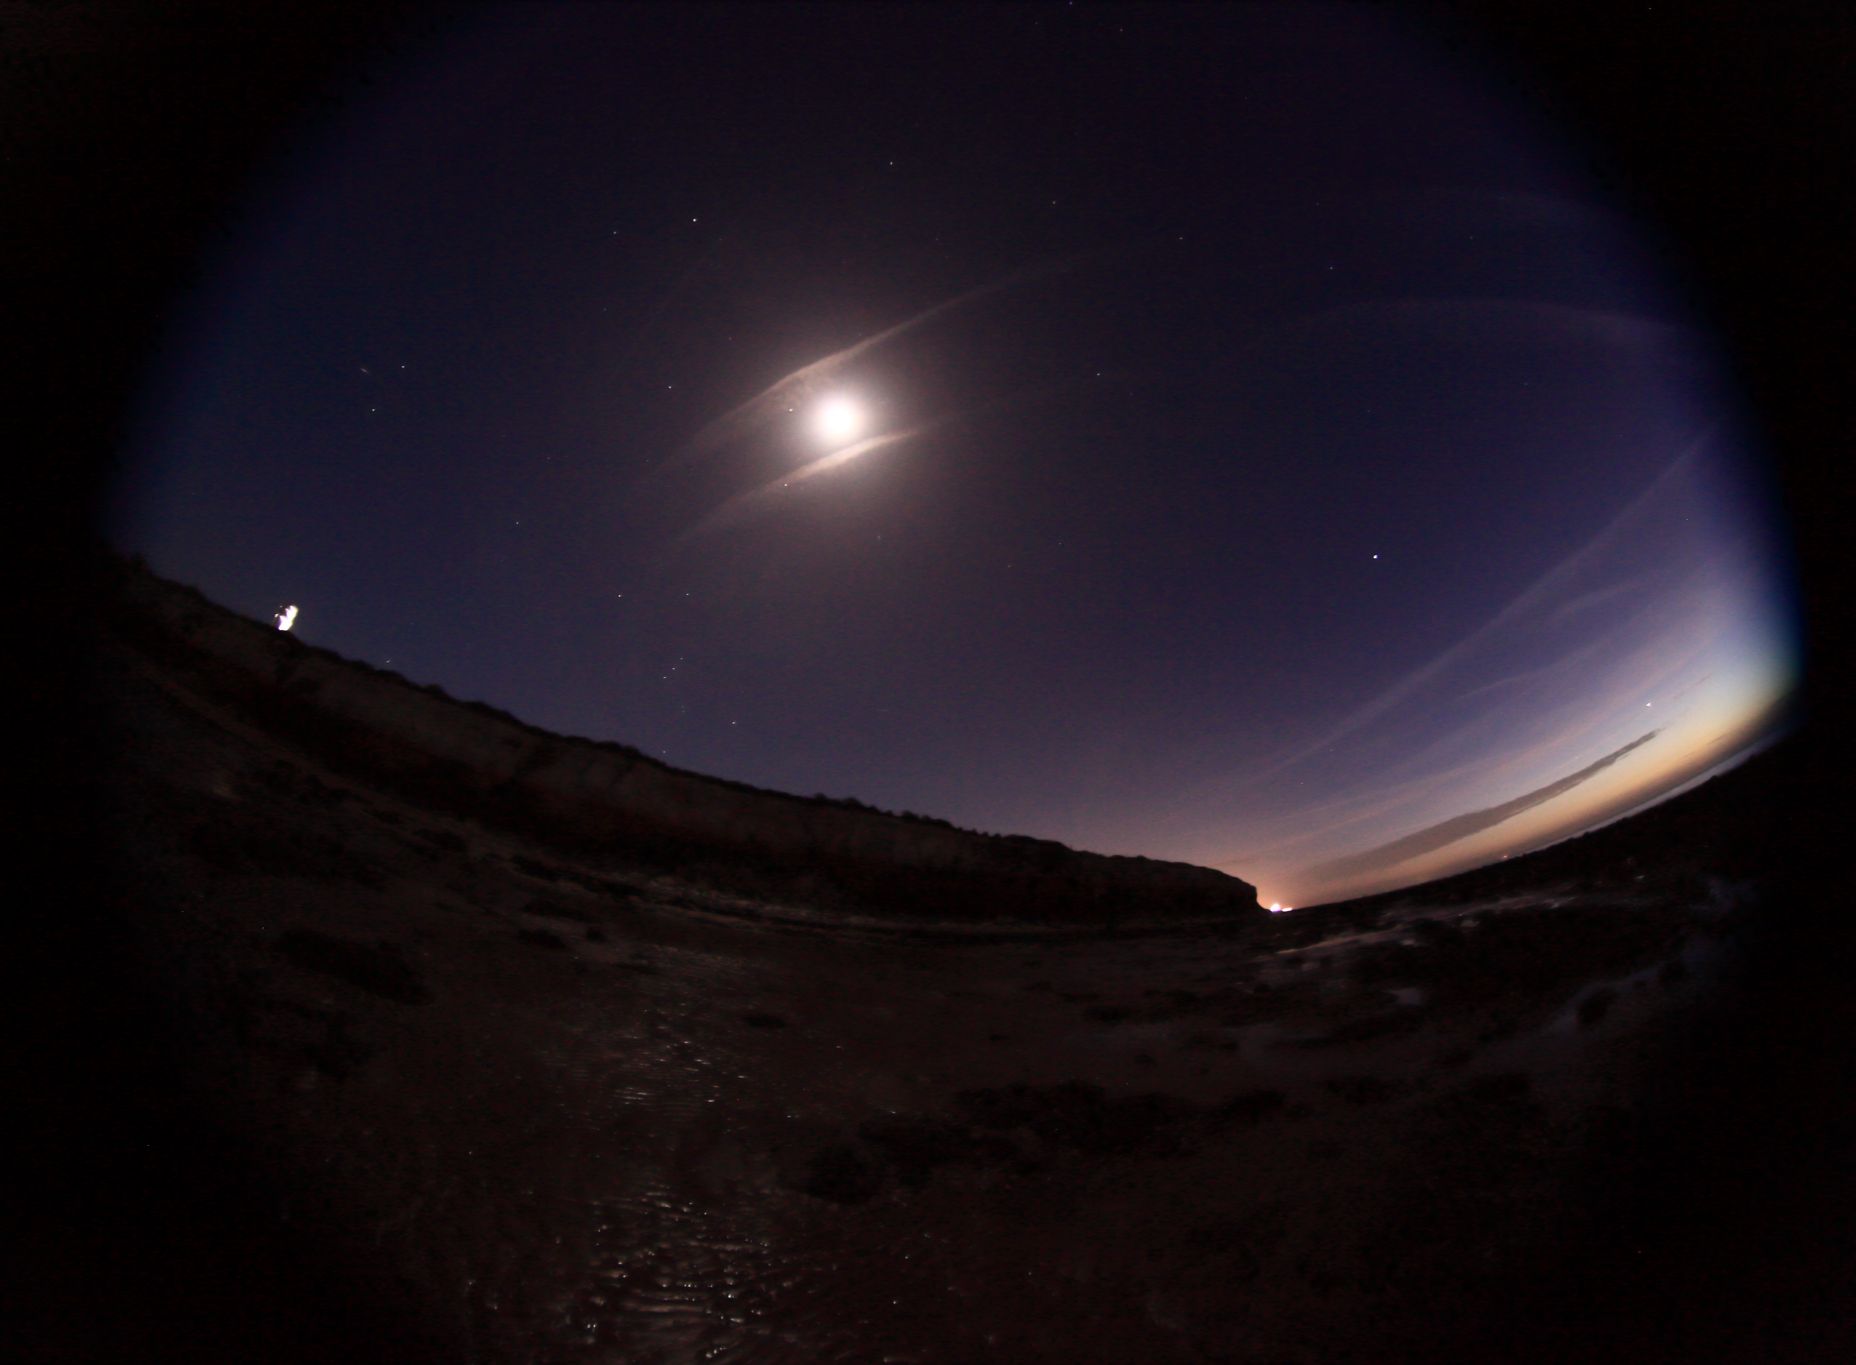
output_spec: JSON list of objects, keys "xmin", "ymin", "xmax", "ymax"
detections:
[{"xmin": 98, "ymin": 555, "xmax": 1260, "ymax": 927}]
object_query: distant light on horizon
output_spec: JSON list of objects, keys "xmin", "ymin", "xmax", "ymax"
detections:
[{"xmin": 273, "ymin": 604, "xmax": 298, "ymax": 632}]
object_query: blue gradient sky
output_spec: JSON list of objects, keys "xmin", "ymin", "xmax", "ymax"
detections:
[{"xmin": 112, "ymin": 3, "xmax": 1799, "ymax": 904}]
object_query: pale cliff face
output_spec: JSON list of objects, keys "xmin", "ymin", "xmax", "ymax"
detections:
[{"xmin": 106, "ymin": 558, "xmax": 1259, "ymax": 927}]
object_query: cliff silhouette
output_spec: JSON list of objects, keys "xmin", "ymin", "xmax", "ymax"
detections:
[{"xmin": 96, "ymin": 553, "xmax": 1260, "ymax": 929}]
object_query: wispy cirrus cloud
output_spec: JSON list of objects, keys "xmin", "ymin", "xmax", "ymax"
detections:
[
  {"xmin": 660, "ymin": 251, "xmax": 1094, "ymax": 473},
  {"xmin": 1217, "ymin": 443, "xmax": 1706, "ymax": 792},
  {"xmin": 676, "ymin": 375, "xmax": 1104, "ymax": 543},
  {"xmin": 1293, "ymin": 729, "xmax": 1662, "ymax": 890}
]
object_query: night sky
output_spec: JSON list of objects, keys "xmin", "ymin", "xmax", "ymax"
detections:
[{"xmin": 112, "ymin": 3, "xmax": 1798, "ymax": 906}]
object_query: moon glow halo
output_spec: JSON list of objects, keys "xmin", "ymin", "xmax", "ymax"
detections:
[{"xmin": 811, "ymin": 394, "xmax": 866, "ymax": 448}]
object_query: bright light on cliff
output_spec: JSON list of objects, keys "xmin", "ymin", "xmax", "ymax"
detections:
[{"xmin": 274, "ymin": 604, "xmax": 298, "ymax": 632}]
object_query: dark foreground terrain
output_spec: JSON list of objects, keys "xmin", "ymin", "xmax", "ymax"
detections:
[{"xmin": 15, "ymin": 589, "xmax": 1852, "ymax": 1364}]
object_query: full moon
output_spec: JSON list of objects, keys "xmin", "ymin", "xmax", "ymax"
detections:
[{"xmin": 810, "ymin": 394, "xmax": 865, "ymax": 447}]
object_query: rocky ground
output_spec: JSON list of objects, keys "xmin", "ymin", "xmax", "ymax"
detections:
[{"xmin": 15, "ymin": 626, "xmax": 1852, "ymax": 1364}]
